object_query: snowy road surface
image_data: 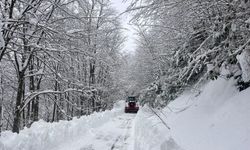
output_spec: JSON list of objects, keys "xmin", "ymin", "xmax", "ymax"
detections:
[{"xmin": 52, "ymin": 113, "xmax": 135, "ymax": 150}]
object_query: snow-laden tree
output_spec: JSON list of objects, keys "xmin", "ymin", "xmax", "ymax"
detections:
[
  {"xmin": 0, "ymin": 0, "xmax": 124, "ymax": 133},
  {"xmin": 127, "ymin": 0, "xmax": 250, "ymax": 107}
]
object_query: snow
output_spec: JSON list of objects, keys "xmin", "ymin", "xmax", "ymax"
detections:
[
  {"xmin": 0, "ymin": 20, "xmax": 4, "ymax": 48},
  {"xmin": 237, "ymin": 48, "xmax": 250, "ymax": 82},
  {"xmin": 134, "ymin": 107, "xmax": 175, "ymax": 150},
  {"xmin": 1, "ymin": 78, "xmax": 249, "ymax": 150},
  {"xmin": 66, "ymin": 29, "xmax": 85, "ymax": 34},
  {"xmin": 0, "ymin": 101, "xmax": 135, "ymax": 150},
  {"xmin": 231, "ymin": 22, "xmax": 237, "ymax": 32},
  {"xmin": 29, "ymin": 18, "xmax": 38, "ymax": 25},
  {"xmin": 245, "ymin": 17, "xmax": 250, "ymax": 24},
  {"xmin": 134, "ymin": 78, "xmax": 250, "ymax": 150},
  {"xmin": 53, "ymin": 113, "xmax": 135, "ymax": 150}
]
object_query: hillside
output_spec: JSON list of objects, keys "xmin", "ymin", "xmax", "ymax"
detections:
[{"xmin": 134, "ymin": 78, "xmax": 250, "ymax": 150}]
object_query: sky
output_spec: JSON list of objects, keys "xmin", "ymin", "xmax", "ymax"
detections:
[{"xmin": 111, "ymin": 0, "xmax": 136, "ymax": 54}]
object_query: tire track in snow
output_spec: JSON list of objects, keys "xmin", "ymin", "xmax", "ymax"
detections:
[
  {"xmin": 110, "ymin": 136, "xmax": 122, "ymax": 150},
  {"xmin": 51, "ymin": 113, "xmax": 135, "ymax": 150},
  {"xmin": 110, "ymin": 115, "xmax": 133, "ymax": 150}
]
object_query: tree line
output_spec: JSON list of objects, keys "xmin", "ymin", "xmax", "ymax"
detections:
[
  {"xmin": 0, "ymin": 0, "xmax": 124, "ymax": 133},
  {"xmin": 126, "ymin": 0, "xmax": 250, "ymax": 107}
]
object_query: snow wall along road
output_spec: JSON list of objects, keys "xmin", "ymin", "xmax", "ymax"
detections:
[
  {"xmin": 1, "ymin": 78, "xmax": 249, "ymax": 150},
  {"xmin": 133, "ymin": 78, "xmax": 250, "ymax": 150},
  {"xmin": 0, "ymin": 102, "xmax": 125, "ymax": 150}
]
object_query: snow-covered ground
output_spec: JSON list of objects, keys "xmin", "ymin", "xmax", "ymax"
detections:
[
  {"xmin": 53, "ymin": 113, "xmax": 135, "ymax": 150},
  {"xmin": 0, "ymin": 101, "xmax": 136, "ymax": 150},
  {"xmin": 1, "ymin": 78, "xmax": 249, "ymax": 150},
  {"xmin": 134, "ymin": 78, "xmax": 250, "ymax": 150}
]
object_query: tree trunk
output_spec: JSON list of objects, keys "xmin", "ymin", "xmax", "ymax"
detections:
[
  {"xmin": 12, "ymin": 71, "xmax": 25, "ymax": 133},
  {"xmin": 28, "ymin": 57, "xmax": 34, "ymax": 126},
  {"xmin": 33, "ymin": 75, "xmax": 42, "ymax": 122},
  {"xmin": 52, "ymin": 80, "xmax": 58, "ymax": 122}
]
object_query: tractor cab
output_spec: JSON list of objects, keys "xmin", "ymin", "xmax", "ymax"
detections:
[{"xmin": 125, "ymin": 96, "xmax": 139, "ymax": 113}]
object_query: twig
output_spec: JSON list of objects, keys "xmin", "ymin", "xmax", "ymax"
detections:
[{"xmin": 148, "ymin": 106, "xmax": 170, "ymax": 130}]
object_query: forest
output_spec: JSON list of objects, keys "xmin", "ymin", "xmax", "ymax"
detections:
[
  {"xmin": 126, "ymin": 0, "xmax": 250, "ymax": 107},
  {"xmin": 0, "ymin": 0, "xmax": 250, "ymax": 135},
  {"xmin": 0, "ymin": 0, "xmax": 124, "ymax": 133}
]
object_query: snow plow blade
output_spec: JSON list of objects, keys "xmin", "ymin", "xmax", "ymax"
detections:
[{"xmin": 125, "ymin": 107, "xmax": 139, "ymax": 113}]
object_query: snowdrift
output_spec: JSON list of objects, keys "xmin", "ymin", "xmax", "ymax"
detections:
[
  {"xmin": 134, "ymin": 78, "xmax": 250, "ymax": 150},
  {"xmin": 0, "ymin": 101, "xmax": 124, "ymax": 150}
]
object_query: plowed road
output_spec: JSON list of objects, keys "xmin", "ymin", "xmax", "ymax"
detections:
[{"xmin": 53, "ymin": 113, "xmax": 135, "ymax": 150}]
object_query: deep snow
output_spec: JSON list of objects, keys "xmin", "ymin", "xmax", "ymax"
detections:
[
  {"xmin": 52, "ymin": 113, "xmax": 135, "ymax": 150},
  {"xmin": 134, "ymin": 78, "xmax": 250, "ymax": 150},
  {"xmin": 237, "ymin": 49, "xmax": 250, "ymax": 82},
  {"xmin": 0, "ymin": 101, "xmax": 136, "ymax": 150},
  {"xmin": 1, "ymin": 78, "xmax": 249, "ymax": 150}
]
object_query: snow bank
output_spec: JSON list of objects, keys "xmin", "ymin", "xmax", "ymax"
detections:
[
  {"xmin": 237, "ymin": 48, "xmax": 250, "ymax": 82},
  {"xmin": 134, "ymin": 107, "xmax": 182, "ymax": 150},
  {"xmin": 134, "ymin": 78, "xmax": 250, "ymax": 150},
  {"xmin": 0, "ymin": 101, "xmax": 124, "ymax": 150}
]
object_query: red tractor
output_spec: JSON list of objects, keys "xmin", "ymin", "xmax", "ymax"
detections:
[{"xmin": 125, "ymin": 96, "xmax": 139, "ymax": 113}]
